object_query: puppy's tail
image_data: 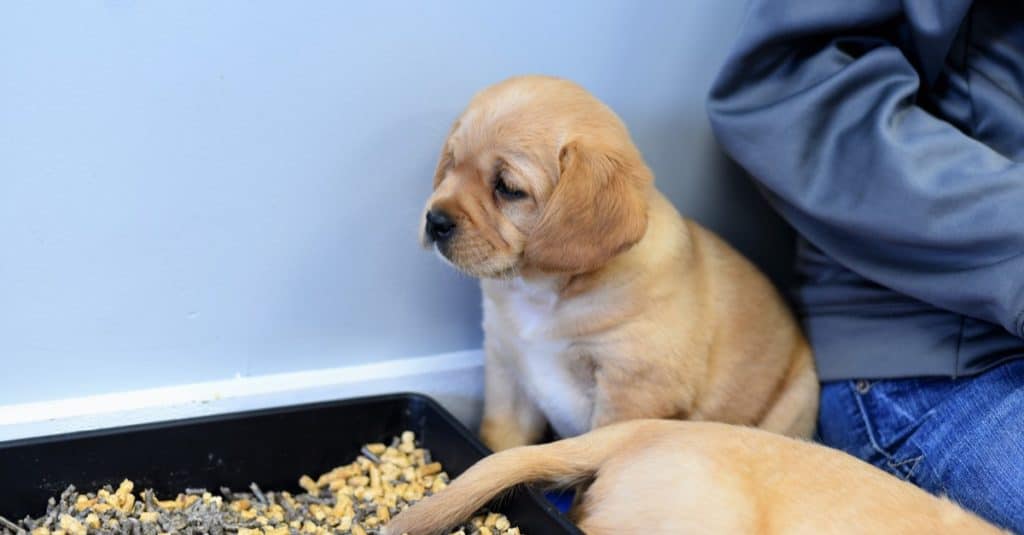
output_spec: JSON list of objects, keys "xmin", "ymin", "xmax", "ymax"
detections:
[{"xmin": 382, "ymin": 420, "xmax": 657, "ymax": 535}]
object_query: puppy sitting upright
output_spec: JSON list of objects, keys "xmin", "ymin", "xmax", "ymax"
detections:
[{"xmin": 421, "ymin": 75, "xmax": 818, "ymax": 449}]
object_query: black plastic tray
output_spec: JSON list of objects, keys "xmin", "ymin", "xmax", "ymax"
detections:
[{"xmin": 0, "ymin": 393, "xmax": 581, "ymax": 534}]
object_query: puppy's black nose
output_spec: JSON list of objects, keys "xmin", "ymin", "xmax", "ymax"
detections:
[{"xmin": 425, "ymin": 210, "xmax": 456, "ymax": 242}]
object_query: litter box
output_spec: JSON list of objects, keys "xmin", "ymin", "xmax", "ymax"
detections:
[{"xmin": 0, "ymin": 393, "xmax": 582, "ymax": 534}]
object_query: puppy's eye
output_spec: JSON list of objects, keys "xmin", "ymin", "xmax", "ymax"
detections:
[{"xmin": 494, "ymin": 174, "xmax": 527, "ymax": 200}]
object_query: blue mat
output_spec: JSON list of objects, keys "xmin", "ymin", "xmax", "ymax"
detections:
[{"xmin": 544, "ymin": 489, "xmax": 575, "ymax": 513}]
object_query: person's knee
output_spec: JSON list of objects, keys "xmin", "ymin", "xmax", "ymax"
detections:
[{"xmin": 916, "ymin": 390, "xmax": 1024, "ymax": 532}]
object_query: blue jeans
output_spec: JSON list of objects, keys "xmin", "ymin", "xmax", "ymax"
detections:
[{"xmin": 818, "ymin": 359, "xmax": 1024, "ymax": 532}]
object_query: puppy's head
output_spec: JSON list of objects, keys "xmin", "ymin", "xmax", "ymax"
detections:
[{"xmin": 421, "ymin": 75, "xmax": 652, "ymax": 278}]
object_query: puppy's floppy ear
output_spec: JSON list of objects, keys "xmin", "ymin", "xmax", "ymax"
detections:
[
  {"xmin": 525, "ymin": 139, "xmax": 650, "ymax": 273},
  {"xmin": 433, "ymin": 120, "xmax": 461, "ymax": 188}
]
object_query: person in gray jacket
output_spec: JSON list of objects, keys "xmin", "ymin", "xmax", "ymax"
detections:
[{"xmin": 707, "ymin": 1, "xmax": 1024, "ymax": 531}]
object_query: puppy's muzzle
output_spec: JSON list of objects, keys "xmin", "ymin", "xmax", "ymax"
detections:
[{"xmin": 425, "ymin": 209, "xmax": 456, "ymax": 244}]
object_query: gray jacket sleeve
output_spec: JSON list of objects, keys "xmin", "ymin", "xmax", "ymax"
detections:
[{"xmin": 707, "ymin": 0, "xmax": 1024, "ymax": 339}]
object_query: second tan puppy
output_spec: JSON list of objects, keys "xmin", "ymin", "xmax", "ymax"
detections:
[
  {"xmin": 421, "ymin": 76, "xmax": 818, "ymax": 449},
  {"xmin": 383, "ymin": 420, "xmax": 1006, "ymax": 535}
]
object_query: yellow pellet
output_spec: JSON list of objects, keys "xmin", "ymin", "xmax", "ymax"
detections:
[
  {"xmin": 58, "ymin": 514, "xmax": 85, "ymax": 535},
  {"xmin": 115, "ymin": 479, "xmax": 134, "ymax": 498},
  {"xmin": 402, "ymin": 467, "xmax": 417, "ymax": 482},
  {"xmin": 370, "ymin": 465, "xmax": 382, "ymax": 490},
  {"xmin": 347, "ymin": 475, "xmax": 370, "ymax": 487},
  {"xmin": 157, "ymin": 498, "xmax": 182, "ymax": 510},
  {"xmin": 419, "ymin": 462, "xmax": 443, "ymax": 477},
  {"xmin": 121, "ymin": 493, "xmax": 136, "ymax": 513},
  {"xmin": 299, "ymin": 474, "xmax": 320, "ymax": 495},
  {"xmin": 74, "ymin": 495, "xmax": 95, "ymax": 512}
]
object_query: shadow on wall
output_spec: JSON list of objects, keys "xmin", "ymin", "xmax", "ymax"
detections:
[
  {"xmin": 631, "ymin": 113, "xmax": 797, "ymax": 294},
  {"xmin": 704, "ymin": 145, "xmax": 797, "ymax": 292}
]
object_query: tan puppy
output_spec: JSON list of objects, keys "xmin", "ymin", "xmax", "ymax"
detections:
[
  {"xmin": 384, "ymin": 419, "xmax": 1006, "ymax": 535},
  {"xmin": 421, "ymin": 76, "xmax": 818, "ymax": 449}
]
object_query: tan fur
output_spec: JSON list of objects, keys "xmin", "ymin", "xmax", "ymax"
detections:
[
  {"xmin": 421, "ymin": 75, "xmax": 818, "ymax": 449},
  {"xmin": 525, "ymin": 138, "xmax": 650, "ymax": 273},
  {"xmin": 384, "ymin": 420, "xmax": 1007, "ymax": 535}
]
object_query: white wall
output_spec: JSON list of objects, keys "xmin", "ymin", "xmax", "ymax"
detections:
[{"xmin": 0, "ymin": 1, "xmax": 790, "ymax": 429}]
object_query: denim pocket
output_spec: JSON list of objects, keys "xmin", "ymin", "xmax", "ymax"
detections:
[
  {"xmin": 822, "ymin": 378, "xmax": 949, "ymax": 482},
  {"xmin": 847, "ymin": 379, "xmax": 946, "ymax": 482},
  {"xmin": 854, "ymin": 376, "xmax": 967, "ymax": 452},
  {"xmin": 883, "ymin": 439, "xmax": 927, "ymax": 483}
]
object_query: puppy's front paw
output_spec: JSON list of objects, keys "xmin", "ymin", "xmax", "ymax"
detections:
[{"xmin": 480, "ymin": 418, "xmax": 534, "ymax": 452}]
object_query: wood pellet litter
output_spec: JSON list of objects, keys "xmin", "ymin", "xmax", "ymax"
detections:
[{"xmin": 0, "ymin": 431, "xmax": 520, "ymax": 535}]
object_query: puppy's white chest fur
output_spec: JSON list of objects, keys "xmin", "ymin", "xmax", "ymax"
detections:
[{"xmin": 493, "ymin": 277, "xmax": 594, "ymax": 438}]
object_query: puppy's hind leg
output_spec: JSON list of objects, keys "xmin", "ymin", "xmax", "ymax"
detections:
[
  {"xmin": 574, "ymin": 441, "xmax": 757, "ymax": 535},
  {"xmin": 757, "ymin": 342, "xmax": 819, "ymax": 439}
]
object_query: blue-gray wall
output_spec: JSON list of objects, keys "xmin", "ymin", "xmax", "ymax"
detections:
[{"xmin": 0, "ymin": 1, "xmax": 790, "ymax": 406}]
